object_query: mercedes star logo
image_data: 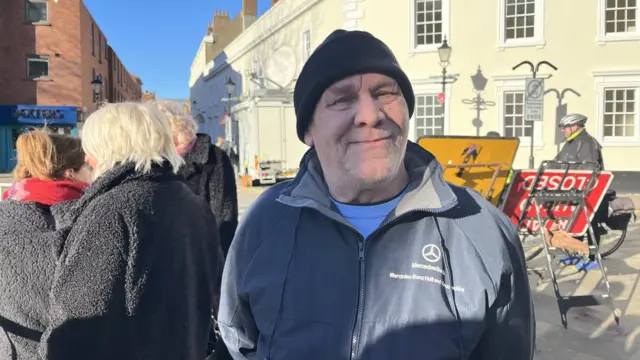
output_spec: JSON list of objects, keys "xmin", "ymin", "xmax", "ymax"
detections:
[{"xmin": 422, "ymin": 244, "xmax": 441, "ymax": 263}]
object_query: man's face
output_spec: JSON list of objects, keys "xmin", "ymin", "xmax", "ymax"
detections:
[
  {"xmin": 562, "ymin": 124, "xmax": 580, "ymax": 138},
  {"xmin": 305, "ymin": 73, "xmax": 410, "ymax": 185}
]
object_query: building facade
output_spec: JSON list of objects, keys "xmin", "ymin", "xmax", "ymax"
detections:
[
  {"xmin": 363, "ymin": 0, "xmax": 640, "ymax": 173},
  {"xmin": 190, "ymin": 0, "xmax": 640, "ymax": 175},
  {"xmin": 189, "ymin": 0, "xmax": 261, "ymax": 139},
  {"xmin": 108, "ymin": 47, "xmax": 143, "ymax": 103},
  {"xmin": 0, "ymin": 0, "xmax": 141, "ymax": 171}
]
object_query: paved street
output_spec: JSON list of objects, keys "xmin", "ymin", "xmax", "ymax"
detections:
[{"xmin": 237, "ymin": 185, "xmax": 640, "ymax": 359}]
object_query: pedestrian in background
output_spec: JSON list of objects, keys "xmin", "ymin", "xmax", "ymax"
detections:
[
  {"xmin": 38, "ymin": 102, "xmax": 223, "ymax": 360},
  {"xmin": 218, "ymin": 29, "xmax": 534, "ymax": 360},
  {"xmin": 157, "ymin": 100, "xmax": 239, "ymax": 257},
  {"xmin": 0, "ymin": 129, "xmax": 89, "ymax": 360}
]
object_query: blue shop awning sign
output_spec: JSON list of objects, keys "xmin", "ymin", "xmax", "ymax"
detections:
[{"xmin": 0, "ymin": 105, "xmax": 78, "ymax": 125}]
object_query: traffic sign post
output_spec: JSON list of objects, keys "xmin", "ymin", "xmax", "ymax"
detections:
[
  {"xmin": 501, "ymin": 169, "xmax": 613, "ymax": 236},
  {"xmin": 524, "ymin": 78, "xmax": 544, "ymax": 122}
]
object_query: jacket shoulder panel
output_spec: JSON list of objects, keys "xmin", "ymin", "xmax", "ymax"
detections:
[
  {"xmin": 230, "ymin": 182, "xmax": 296, "ymax": 267},
  {"xmin": 441, "ymin": 184, "xmax": 520, "ymax": 279}
]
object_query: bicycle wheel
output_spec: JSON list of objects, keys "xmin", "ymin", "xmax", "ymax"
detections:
[{"xmin": 598, "ymin": 224, "xmax": 627, "ymax": 259}]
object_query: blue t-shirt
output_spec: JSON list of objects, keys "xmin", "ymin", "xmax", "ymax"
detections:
[{"xmin": 332, "ymin": 189, "xmax": 407, "ymax": 239}]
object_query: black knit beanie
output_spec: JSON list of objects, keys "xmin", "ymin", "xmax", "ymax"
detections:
[{"xmin": 293, "ymin": 29, "xmax": 415, "ymax": 142}]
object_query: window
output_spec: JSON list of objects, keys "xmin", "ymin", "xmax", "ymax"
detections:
[
  {"xmin": 603, "ymin": 88, "xmax": 638, "ymax": 139},
  {"xmin": 598, "ymin": 0, "xmax": 640, "ymax": 41},
  {"xmin": 411, "ymin": 0, "xmax": 450, "ymax": 51},
  {"xmin": 415, "ymin": 94, "xmax": 445, "ymax": 138},
  {"xmin": 503, "ymin": 92, "xmax": 531, "ymax": 137},
  {"xmin": 409, "ymin": 79, "xmax": 451, "ymax": 140},
  {"xmin": 495, "ymin": 76, "xmax": 543, "ymax": 146},
  {"xmin": 594, "ymin": 70, "xmax": 640, "ymax": 145},
  {"xmin": 25, "ymin": 0, "xmax": 48, "ymax": 24},
  {"xmin": 605, "ymin": 0, "xmax": 637, "ymax": 33},
  {"xmin": 505, "ymin": 0, "xmax": 535, "ymax": 40},
  {"xmin": 91, "ymin": 23, "xmax": 95, "ymax": 56},
  {"xmin": 27, "ymin": 55, "xmax": 49, "ymax": 79},
  {"xmin": 301, "ymin": 30, "xmax": 311, "ymax": 65},
  {"xmin": 98, "ymin": 33, "xmax": 102, "ymax": 62},
  {"xmin": 498, "ymin": 0, "xmax": 545, "ymax": 48}
]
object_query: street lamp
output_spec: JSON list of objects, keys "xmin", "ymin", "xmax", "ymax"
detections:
[
  {"xmin": 225, "ymin": 77, "xmax": 236, "ymax": 97},
  {"xmin": 223, "ymin": 77, "xmax": 237, "ymax": 148},
  {"xmin": 437, "ymin": 37, "xmax": 452, "ymax": 117},
  {"xmin": 91, "ymin": 75, "xmax": 103, "ymax": 105},
  {"xmin": 463, "ymin": 66, "xmax": 495, "ymax": 136}
]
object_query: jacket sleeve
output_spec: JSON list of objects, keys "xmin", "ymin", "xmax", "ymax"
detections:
[
  {"xmin": 476, "ymin": 215, "xmax": 535, "ymax": 360},
  {"xmin": 39, "ymin": 210, "xmax": 129, "ymax": 360},
  {"xmin": 209, "ymin": 146, "xmax": 239, "ymax": 257},
  {"xmin": 217, "ymin": 220, "xmax": 259, "ymax": 359}
]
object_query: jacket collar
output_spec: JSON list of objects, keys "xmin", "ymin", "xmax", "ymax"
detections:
[
  {"xmin": 183, "ymin": 133, "xmax": 212, "ymax": 165},
  {"xmin": 58, "ymin": 162, "xmax": 178, "ymax": 228},
  {"xmin": 277, "ymin": 141, "xmax": 458, "ymax": 216}
]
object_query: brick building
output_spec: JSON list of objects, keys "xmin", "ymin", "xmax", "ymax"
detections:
[
  {"xmin": 0, "ymin": 0, "xmax": 142, "ymax": 171},
  {"xmin": 108, "ymin": 48, "xmax": 143, "ymax": 103}
]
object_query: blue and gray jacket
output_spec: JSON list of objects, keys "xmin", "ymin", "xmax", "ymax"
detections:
[{"xmin": 218, "ymin": 142, "xmax": 535, "ymax": 360}]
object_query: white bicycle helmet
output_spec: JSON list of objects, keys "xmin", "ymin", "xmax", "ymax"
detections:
[{"xmin": 558, "ymin": 113, "xmax": 587, "ymax": 128}]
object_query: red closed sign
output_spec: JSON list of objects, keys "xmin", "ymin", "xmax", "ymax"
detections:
[{"xmin": 501, "ymin": 170, "xmax": 613, "ymax": 236}]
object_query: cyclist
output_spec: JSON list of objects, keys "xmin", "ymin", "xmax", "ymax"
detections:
[
  {"xmin": 554, "ymin": 113, "xmax": 603, "ymax": 169},
  {"xmin": 554, "ymin": 114, "xmax": 605, "ymax": 271}
]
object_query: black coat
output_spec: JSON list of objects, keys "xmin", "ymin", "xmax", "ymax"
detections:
[
  {"xmin": 180, "ymin": 134, "xmax": 239, "ymax": 256},
  {"xmin": 554, "ymin": 130, "xmax": 604, "ymax": 170},
  {"xmin": 0, "ymin": 200, "xmax": 72, "ymax": 360},
  {"xmin": 38, "ymin": 162, "xmax": 224, "ymax": 360}
]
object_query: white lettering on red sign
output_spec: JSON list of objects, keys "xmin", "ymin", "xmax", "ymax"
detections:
[{"xmin": 519, "ymin": 174, "xmax": 596, "ymax": 192}]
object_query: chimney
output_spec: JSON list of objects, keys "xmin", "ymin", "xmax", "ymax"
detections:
[
  {"xmin": 241, "ymin": 0, "xmax": 257, "ymax": 17},
  {"xmin": 271, "ymin": 0, "xmax": 279, "ymax": 5},
  {"xmin": 212, "ymin": 10, "xmax": 230, "ymax": 34}
]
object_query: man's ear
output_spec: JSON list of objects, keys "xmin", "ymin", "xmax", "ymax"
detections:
[{"xmin": 304, "ymin": 132, "xmax": 314, "ymax": 147}]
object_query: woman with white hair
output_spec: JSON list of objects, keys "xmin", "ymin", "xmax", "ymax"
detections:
[
  {"xmin": 156, "ymin": 100, "xmax": 238, "ymax": 257},
  {"xmin": 38, "ymin": 102, "xmax": 224, "ymax": 360}
]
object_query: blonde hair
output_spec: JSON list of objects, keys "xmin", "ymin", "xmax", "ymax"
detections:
[
  {"xmin": 153, "ymin": 100, "xmax": 198, "ymax": 146},
  {"xmin": 13, "ymin": 129, "xmax": 85, "ymax": 181},
  {"xmin": 81, "ymin": 102, "xmax": 184, "ymax": 179}
]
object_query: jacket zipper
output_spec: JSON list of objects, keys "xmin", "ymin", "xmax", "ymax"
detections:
[
  {"xmin": 347, "ymin": 204, "xmax": 456, "ymax": 360},
  {"xmin": 349, "ymin": 239, "xmax": 366, "ymax": 360}
]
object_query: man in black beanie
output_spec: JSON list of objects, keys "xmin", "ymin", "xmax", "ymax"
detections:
[{"xmin": 219, "ymin": 29, "xmax": 534, "ymax": 360}]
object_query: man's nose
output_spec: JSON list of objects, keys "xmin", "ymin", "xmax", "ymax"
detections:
[{"xmin": 354, "ymin": 94, "xmax": 382, "ymax": 127}]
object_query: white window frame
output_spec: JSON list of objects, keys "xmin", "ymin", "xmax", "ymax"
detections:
[
  {"xmin": 596, "ymin": 0, "xmax": 640, "ymax": 43},
  {"xmin": 497, "ymin": 0, "xmax": 546, "ymax": 50},
  {"xmin": 593, "ymin": 69, "xmax": 640, "ymax": 146},
  {"xmin": 409, "ymin": 0, "xmax": 451, "ymax": 53},
  {"xmin": 300, "ymin": 29, "xmax": 311, "ymax": 69},
  {"xmin": 494, "ymin": 75, "xmax": 544, "ymax": 147},
  {"xmin": 408, "ymin": 78, "xmax": 451, "ymax": 142},
  {"xmin": 25, "ymin": 0, "xmax": 49, "ymax": 24},
  {"xmin": 26, "ymin": 54, "xmax": 50, "ymax": 79}
]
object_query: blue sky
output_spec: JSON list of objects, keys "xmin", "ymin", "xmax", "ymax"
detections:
[{"xmin": 84, "ymin": 0, "xmax": 271, "ymax": 100}]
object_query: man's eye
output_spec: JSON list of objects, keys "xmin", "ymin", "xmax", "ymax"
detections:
[
  {"xmin": 377, "ymin": 91, "xmax": 400, "ymax": 102},
  {"xmin": 328, "ymin": 96, "xmax": 355, "ymax": 107}
]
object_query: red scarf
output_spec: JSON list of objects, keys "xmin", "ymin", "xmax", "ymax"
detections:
[{"xmin": 1, "ymin": 178, "xmax": 89, "ymax": 205}]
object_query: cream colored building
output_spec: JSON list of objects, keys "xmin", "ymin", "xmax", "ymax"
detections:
[
  {"xmin": 192, "ymin": 0, "xmax": 640, "ymax": 173},
  {"xmin": 363, "ymin": 0, "xmax": 640, "ymax": 172}
]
